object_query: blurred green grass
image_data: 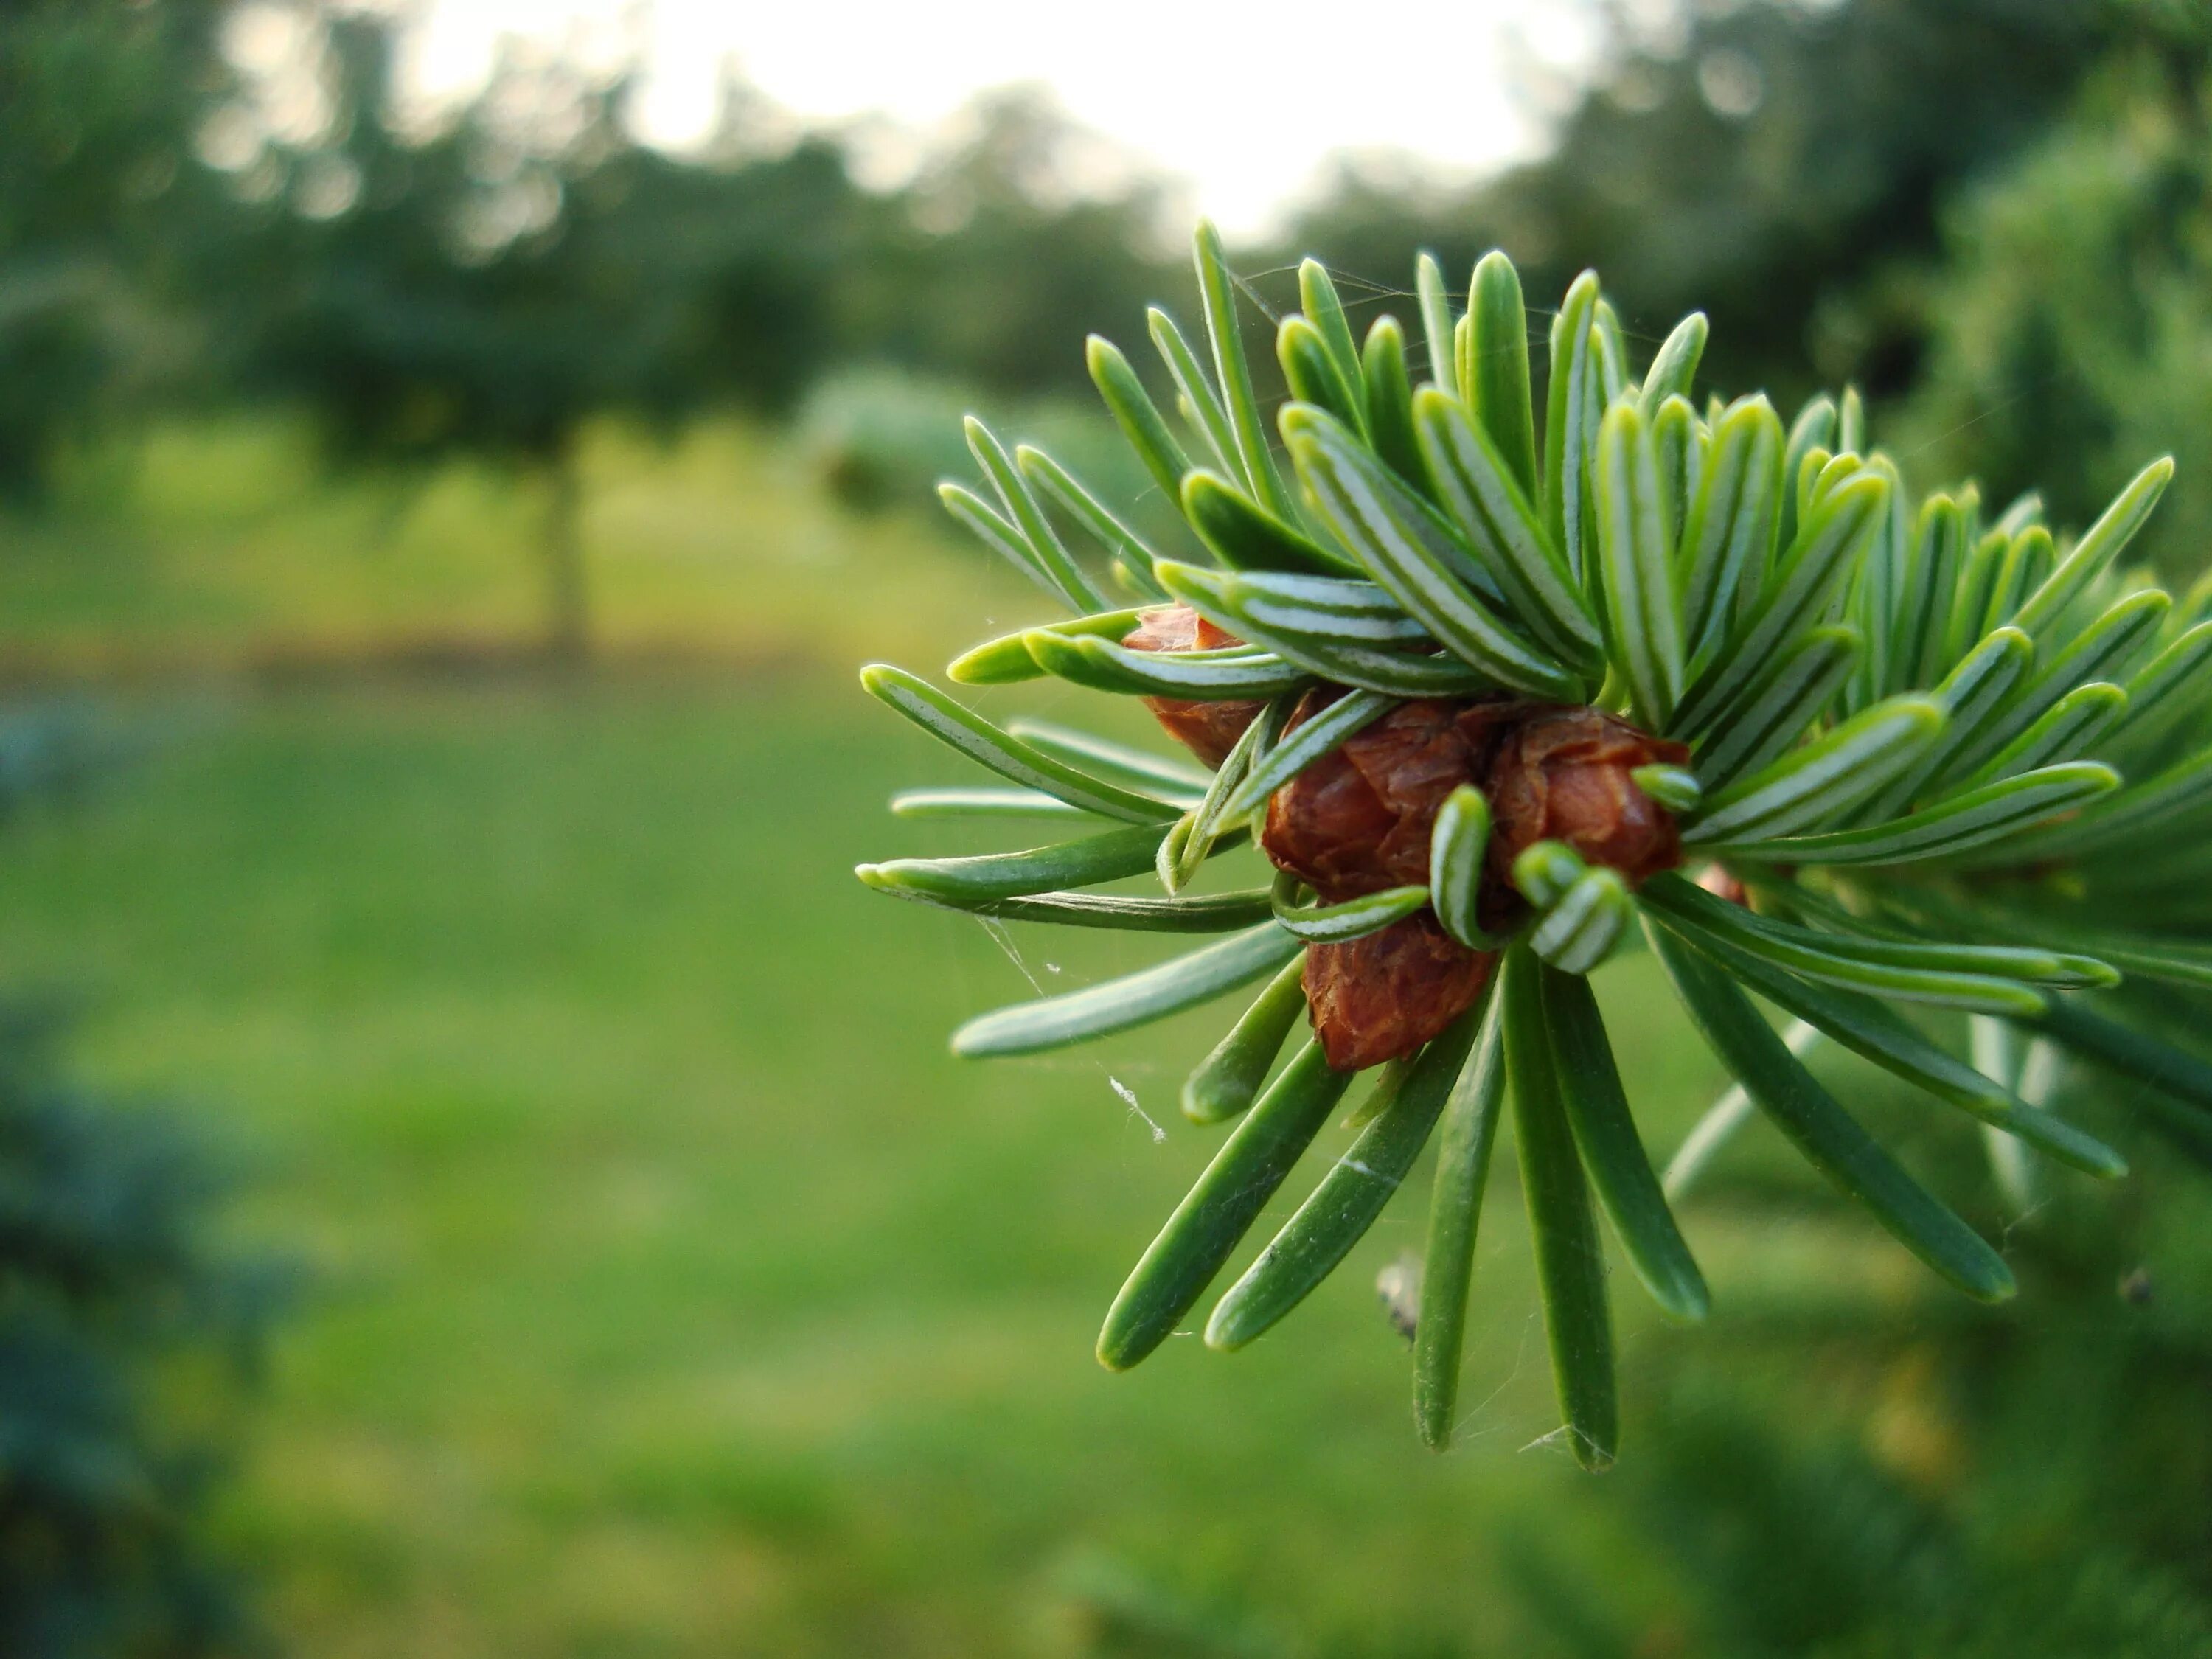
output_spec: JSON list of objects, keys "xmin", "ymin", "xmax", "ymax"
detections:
[
  {"xmin": 0, "ymin": 420, "xmax": 1874, "ymax": 1655},
  {"xmin": 0, "ymin": 678, "xmax": 1757, "ymax": 1657},
  {"xmin": 0, "ymin": 416, "xmax": 1037, "ymax": 674}
]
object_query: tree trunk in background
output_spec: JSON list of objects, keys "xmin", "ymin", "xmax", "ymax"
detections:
[{"xmin": 542, "ymin": 439, "xmax": 589, "ymax": 669}]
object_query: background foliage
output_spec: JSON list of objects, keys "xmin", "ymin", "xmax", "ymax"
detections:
[{"xmin": 0, "ymin": 714, "xmax": 288, "ymax": 1659}]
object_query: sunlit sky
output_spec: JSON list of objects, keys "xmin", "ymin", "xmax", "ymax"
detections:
[{"xmin": 396, "ymin": 0, "xmax": 1633, "ymax": 233}]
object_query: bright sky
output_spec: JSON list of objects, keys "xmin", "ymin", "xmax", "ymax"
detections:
[{"xmin": 398, "ymin": 0, "xmax": 1620, "ymax": 234}]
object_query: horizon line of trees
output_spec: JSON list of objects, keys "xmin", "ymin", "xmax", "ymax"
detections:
[{"xmin": 4, "ymin": 0, "xmax": 2204, "ymax": 654}]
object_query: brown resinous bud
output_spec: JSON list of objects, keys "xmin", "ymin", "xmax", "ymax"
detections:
[
  {"xmin": 1120, "ymin": 604, "xmax": 1267, "ymax": 769},
  {"xmin": 1126, "ymin": 605, "xmax": 1689, "ymax": 1071}
]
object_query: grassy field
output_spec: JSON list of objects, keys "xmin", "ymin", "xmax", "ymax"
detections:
[
  {"xmin": 0, "ymin": 676, "xmax": 1728, "ymax": 1657},
  {"xmin": 0, "ymin": 420, "xmax": 1967, "ymax": 1655}
]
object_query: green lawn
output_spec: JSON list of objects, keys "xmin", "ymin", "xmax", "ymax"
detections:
[{"xmin": 0, "ymin": 669, "xmax": 1767, "ymax": 1658}]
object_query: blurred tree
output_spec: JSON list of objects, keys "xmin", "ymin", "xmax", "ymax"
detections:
[
  {"xmin": 0, "ymin": 0, "xmax": 239, "ymax": 499},
  {"xmin": 844, "ymin": 86, "xmax": 1178, "ymax": 398},
  {"xmin": 240, "ymin": 35, "xmax": 1179, "ymax": 648},
  {"xmin": 1277, "ymin": 0, "xmax": 2126, "ymax": 408},
  {"xmin": 237, "ymin": 13, "xmax": 799, "ymax": 662},
  {"xmin": 0, "ymin": 701, "xmax": 289, "ymax": 1658},
  {"xmin": 1893, "ymin": 8, "xmax": 2212, "ymax": 577},
  {"xmin": 1503, "ymin": 982, "xmax": 2212, "ymax": 1656},
  {"xmin": 0, "ymin": 6, "xmax": 1176, "ymax": 564},
  {"xmin": 0, "ymin": 1003, "xmax": 289, "ymax": 1658},
  {"xmin": 1534, "ymin": 1167, "xmax": 2212, "ymax": 1655}
]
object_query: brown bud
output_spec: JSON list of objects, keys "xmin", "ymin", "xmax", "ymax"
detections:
[
  {"xmin": 1304, "ymin": 914, "xmax": 1497, "ymax": 1072},
  {"xmin": 1121, "ymin": 605, "xmax": 1265, "ymax": 768},
  {"xmin": 1262, "ymin": 696, "xmax": 1691, "ymax": 1068},
  {"xmin": 1261, "ymin": 691, "xmax": 1520, "ymax": 902},
  {"xmin": 1484, "ymin": 707, "xmax": 1689, "ymax": 888}
]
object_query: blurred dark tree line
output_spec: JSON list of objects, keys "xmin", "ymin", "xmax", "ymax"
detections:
[
  {"xmin": 1273, "ymin": 0, "xmax": 2123, "ymax": 406},
  {"xmin": 85, "ymin": 2, "xmax": 1182, "ymax": 653},
  {"xmin": 3, "ymin": 0, "xmax": 2209, "ymax": 619},
  {"xmin": 0, "ymin": 0, "xmax": 1184, "ymax": 492},
  {"xmin": 1269, "ymin": 0, "xmax": 2212, "ymax": 569},
  {"xmin": 1897, "ymin": 2, "xmax": 2212, "ymax": 577}
]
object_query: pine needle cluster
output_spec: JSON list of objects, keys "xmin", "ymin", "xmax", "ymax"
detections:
[{"xmin": 855, "ymin": 223, "xmax": 2212, "ymax": 1468}]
